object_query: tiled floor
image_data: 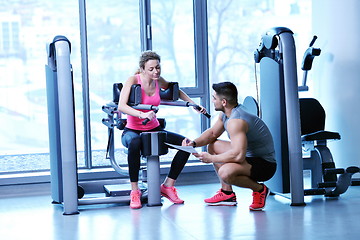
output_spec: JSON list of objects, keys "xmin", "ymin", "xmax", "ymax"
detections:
[{"xmin": 1, "ymin": 182, "xmax": 359, "ymax": 240}]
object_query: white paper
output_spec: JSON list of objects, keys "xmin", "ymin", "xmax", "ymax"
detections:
[{"xmin": 165, "ymin": 142, "xmax": 198, "ymax": 154}]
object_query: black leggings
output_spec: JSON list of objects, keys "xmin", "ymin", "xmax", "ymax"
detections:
[{"xmin": 121, "ymin": 126, "xmax": 190, "ymax": 182}]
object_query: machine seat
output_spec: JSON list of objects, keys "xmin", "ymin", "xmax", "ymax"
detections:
[
  {"xmin": 301, "ymin": 130, "xmax": 340, "ymax": 142},
  {"xmin": 299, "ymin": 98, "xmax": 341, "ymax": 143}
]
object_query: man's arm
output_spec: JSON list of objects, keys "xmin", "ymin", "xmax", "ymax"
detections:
[
  {"xmin": 191, "ymin": 115, "xmax": 225, "ymax": 147},
  {"xmin": 195, "ymin": 118, "xmax": 248, "ymax": 164}
]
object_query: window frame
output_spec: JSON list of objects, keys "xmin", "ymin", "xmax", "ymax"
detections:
[{"xmin": 0, "ymin": 0, "xmax": 211, "ymax": 186}]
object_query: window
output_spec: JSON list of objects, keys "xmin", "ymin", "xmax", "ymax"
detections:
[
  {"xmin": 0, "ymin": 0, "xmax": 313, "ymax": 179},
  {"xmin": 151, "ymin": 0, "xmax": 202, "ymax": 143},
  {"xmin": 86, "ymin": 0, "xmax": 141, "ymax": 167},
  {"xmin": 207, "ymin": 0, "xmax": 312, "ymax": 103},
  {"xmin": 0, "ymin": 0, "xmax": 80, "ymax": 173},
  {"xmin": 151, "ymin": 0, "xmax": 196, "ymax": 88}
]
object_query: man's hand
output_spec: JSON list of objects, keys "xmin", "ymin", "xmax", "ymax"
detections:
[
  {"xmin": 193, "ymin": 152, "xmax": 213, "ymax": 163},
  {"xmin": 182, "ymin": 138, "xmax": 195, "ymax": 147}
]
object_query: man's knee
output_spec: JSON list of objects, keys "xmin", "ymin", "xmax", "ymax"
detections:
[
  {"xmin": 218, "ymin": 163, "xmax": 251, "ymax": 184},
  {"xmin": 208, "ymin": 142, "xmax": 215, "ymax": 154},
  {"xmin": 208, "ymin": 140, "xmax": 226, "ymax": 155},
  {"xmin": 218, "ymin": 166, "xmax": 234, "ymax": 184}
]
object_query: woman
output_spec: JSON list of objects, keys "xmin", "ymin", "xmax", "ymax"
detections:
[{"xmin": 118, "ymin": 50, "xmax": 207, "ymax": 209}]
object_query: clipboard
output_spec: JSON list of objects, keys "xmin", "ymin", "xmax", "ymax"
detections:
[{"xmin": 165, "ymin": 142, "xmax": 198, "ymax": 154}]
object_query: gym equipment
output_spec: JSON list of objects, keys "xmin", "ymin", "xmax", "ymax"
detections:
[
  {"xmin": 254, "ymin": 28, "xmax": 360, "ymax": 204},
  {"xmin": 254, "ymin": 27, "xmax": 305, "ymax": 205},
  {"xmin": 102, "ymin": 82, "xmax": 168, "ymax": 207},
  {"xmin": 101, "ymin": 81, "xmax": 211, "ymax": 204},
  {"xmin": 298, "ymin": 35, "xmax": 321, "ymax": 92},
  {"xmin": 46, "ymin": 36, "xmax": 168, "ymax": 214},
  {"xmin": 300, "ymin": 98, "xmax": 359, "ymax": 196},
  {"xmin": 298, "ymin": 36, "xmax": 360, "ymax": 196},
  {"xmin": 46, "ymin": 36, "xmax": 79, "ymax": 214},
  {"xmin": 139, "ymin": 131, "xmax": 167, "ymax": 206},
  {"xmin": 46, "ymin": 35, "xmax": 210, "ymax": 214}
]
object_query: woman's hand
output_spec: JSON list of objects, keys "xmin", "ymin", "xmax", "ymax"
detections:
[
  {"xmin": 140, "ymin": 111, "xmax": 156, "ymax": 120},
  {"xmin": 193, "ymin": 105, "xmax": 208, "ymax": 115}
]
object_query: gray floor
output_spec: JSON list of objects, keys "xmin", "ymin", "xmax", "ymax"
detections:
[{"xmin": 1, "ymin": 182, "xmax": 359, "ymax": 240}]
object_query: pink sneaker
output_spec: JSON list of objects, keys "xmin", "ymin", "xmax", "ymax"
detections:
[
  {"xmin": 204, "ymin": 189, "xmax": 237, "ymax": 206},
  {"xmin": 160, "ymin": 184, "xmax": 184, "ymax": 204},
  {"xmin": 249, "ymin": 184, "xmax": 270, "ymax": 211},
  {"xmin": 130, "ymin": 190, "xmax": 142, "ymax": 209}
]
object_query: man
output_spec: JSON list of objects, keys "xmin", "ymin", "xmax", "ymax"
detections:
[{"xmin": 184, "ymin": 82, "xmax": 276, "ymax": 211}]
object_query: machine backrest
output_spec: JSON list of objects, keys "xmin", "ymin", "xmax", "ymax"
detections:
[
  {"xmin": 243, "ymin": 96, "xmax": 260, "ymax": 117},
  {"xmin": 113, "ymin": 83, "xmax": 141, "ymax": 106},
  {"xmin": 113, "ymin": 83, "xmax": 123, "ymax": 104},
  {"xmin": 160, "ymin": 82, "xmax": 179, "ymax": 100},
  {"xmin": 299, "ymin": 98, "xmax": 325, "ymax": 135},
  {"xmin": 112, "ymin": 82, "xmax": 180, "ymax": 105}
]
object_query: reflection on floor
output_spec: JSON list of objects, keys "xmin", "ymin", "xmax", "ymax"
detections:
[{"xmin": 1, "ymin": 182, "xmax": 359, "ymax": 240}]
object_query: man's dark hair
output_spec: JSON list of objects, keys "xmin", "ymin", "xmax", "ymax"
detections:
[{"xmin": 212, "ymin": 82, "xmax": 238, "ymax": 106}]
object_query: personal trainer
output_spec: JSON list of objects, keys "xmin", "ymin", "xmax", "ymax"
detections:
[{"xmin": 184, "ymin": 82, "xmax": 276, "ymax": 210}]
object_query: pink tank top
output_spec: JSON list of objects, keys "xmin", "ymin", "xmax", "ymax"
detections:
[{"xmin": 126, "ymin": 74, "xmax": 161, "ymax": 130}]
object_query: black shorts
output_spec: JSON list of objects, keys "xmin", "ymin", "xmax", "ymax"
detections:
[{"xmin": 246, "ymin": 157, "xmax": 277, "ymax": 182}]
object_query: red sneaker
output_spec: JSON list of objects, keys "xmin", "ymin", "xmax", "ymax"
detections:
[
  {"xmin": 160, "ymin": 184, "xmax": 184, "ymax": 204},
  {"xmin": 249, "ymin": 185, "xmax": 270, "ymax": 211},
  {"xmin": 204, "ymin": 189, "xmax": 237, "ymax": 206},
  {"xmin": 130, "ymin": 190, "xmax": 142, "ymax": 209}
]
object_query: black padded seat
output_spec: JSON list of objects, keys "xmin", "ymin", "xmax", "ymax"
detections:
[
  {"xmin": 301, "ymin": 130, "xmax": 341, "ymax": 142},
  {"xmin": 299, "ymin": 98, "xmax": 341, "ymax": 142}
]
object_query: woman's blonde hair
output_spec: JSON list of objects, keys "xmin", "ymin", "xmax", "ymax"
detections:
[{"xmin": 135, "ymin": 50, "xmax": 161, "ymax": 74}]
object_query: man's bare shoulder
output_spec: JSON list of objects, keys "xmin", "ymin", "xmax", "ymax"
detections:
[{"xmin": 228, "ymin": 118, "xmax": 248, "ymax": 133}]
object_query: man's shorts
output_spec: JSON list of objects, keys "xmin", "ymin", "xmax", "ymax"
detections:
[{"xmin": 246, "ymin": 157, "xmax": 277, "ymax": 182}]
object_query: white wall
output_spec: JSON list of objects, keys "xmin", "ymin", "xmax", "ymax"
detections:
[{"xmin": 312, "ymin": 0, "xmax": 360, "ymax": 171}]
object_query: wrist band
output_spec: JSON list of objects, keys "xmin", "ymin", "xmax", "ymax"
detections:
[{"xmin": 192, "ymin": 141, "xmax": 197, "ymax": 148}]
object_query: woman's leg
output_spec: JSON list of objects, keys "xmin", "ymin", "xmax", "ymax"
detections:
[
  {"xmin": 163, "ymin": 130, "xmax": 190, "ymax": 184},
  {"xmin": 158, "ymin": 130, "xmax": 189, "ymax": 204},
  {"xmin": 121, "ymin": 129, "xmax": 142, "ymax": 190}
]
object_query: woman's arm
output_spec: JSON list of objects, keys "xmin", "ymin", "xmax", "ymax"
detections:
[{"xmin": 117, "ymin": 76, "xmax": 153, "ymax": 120}]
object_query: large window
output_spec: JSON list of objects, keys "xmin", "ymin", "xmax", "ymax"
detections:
[
  {"xmin": 86, "ymin": 0, "xmax": 141, "ymax": 167},
  {"xmin": 0, "ymin": 0, "xmax": 81, "ymax": 173},
  {"xmin": 207, "ymin": 0, "xmax": 312, "ymax": 104},
  {"xmin": 151, "ymin": 0, "xmax": 196, "ymax": 88},
  {"xmin": 151, "ymin": 0, "xmax": 202, "ymax": 142},
  {"xmin": 0, "ymin": 0, "xmax": 312, "ymax": 179}
]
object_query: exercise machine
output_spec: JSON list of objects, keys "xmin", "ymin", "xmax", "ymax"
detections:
[
  {"xmin": 298, "ymin": 36, "xmax": 360, "ymax": 196},
  {"xmin": 254, "ymin": 27, "xmax": 305, "ymax": 205},
  {"xmin": 46, "ymin": 36, "xmax": 169, "ymax": 214},
  {"xmin": 46, "ymin": 36, "xmax": 79, "ymax": 214},
  {"xmin": 254, "ymin": 27, "xmax": 360, "ymax": 205},
  {"xmin": 101, "ymin": 82, "xmax": 211, "ymax": 204},
  {"xmin": 101, "ymin": 82, "xmax": 172, "ymax": 207},
  {"xmin": 45, "ymin": 35, "xmax": 210, "ymax": 214}
]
